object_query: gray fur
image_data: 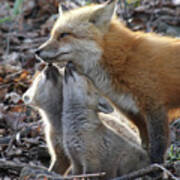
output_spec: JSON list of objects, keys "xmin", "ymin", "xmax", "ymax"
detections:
[
  {"xmin": 62, "ymin": 66, "xmax": 149, "ymax": 179},
  {"xmin": 82, "ymin": 61, "xmax": 139, "ymax": 115},
  {"xmin": 23, "ymin": 65, "xmax": 70, "ymax": 174}
]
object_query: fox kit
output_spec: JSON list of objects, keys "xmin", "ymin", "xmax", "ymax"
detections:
[
  {"xmin": 35, "ymin": 0, "xmax": 180, "ymax": 164},
  {"xmin": 22, "ymin": 63, "xmax": 140, "ymax": 176},
  {"xmin": 23, "ymin": 64, "xmax": 70, "ymax": 174},
  {"xmin": 62, "ymin": 62, "xmax": 150, "ymax": 179}
]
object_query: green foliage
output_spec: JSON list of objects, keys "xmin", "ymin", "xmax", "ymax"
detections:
[
  {"xmin": 85, "ymin": 0, "xmax": 92, "ymax": 5},
  {"xmin": 168, "ymin": 145, "xmax": 180, "ymax": 162},
  {"xmin": 13, "ymin": 0, "xmax": 24, "ymax": 16},
  {"xmin": 0, "ymin": 16, "xmax": 12, "ymax": 24},
  {"xmin": 126, "ymin": 0, "xmax": 141, "ymax": 7},
  {"xmin": 0, "ymin": 0, "xmax": 24, "ymax": 24}
]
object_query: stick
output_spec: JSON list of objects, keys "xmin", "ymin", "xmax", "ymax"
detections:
[
  {"xmin": 153, "ymin": 164, "xmax": 179, "ymax": 180},
  {"xmin": 46, "ymin": 172, "xmax": 106, "ymax": 179},
  {"xmin": 35, "ymin": 54, "xmax": 46, "ymax": 63},
  {"xmin": 20, "ymin": 165, "xmax": 105, "ymax": 180},
  {"xmin": 111, "ymin": 163, "xmax": 179, "ymax": 180},
  {"xmin": 0, "ymin": 159, "xmax": 31, "ymax": 172}
]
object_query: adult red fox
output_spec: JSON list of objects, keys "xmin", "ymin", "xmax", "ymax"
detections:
[{"xmin": 35, "ymin": 0, "xmax": 180, "ymax": 164}]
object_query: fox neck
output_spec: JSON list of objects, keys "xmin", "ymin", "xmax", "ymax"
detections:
[
  {"xmin": 78, "ymin": 21, "xmax": 139, "ymax": 115},
  {"xmin": 102, "ymin": 20, "xmax": 135, "ymax": 71}
]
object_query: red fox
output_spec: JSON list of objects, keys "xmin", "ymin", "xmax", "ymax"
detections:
[{"xmin": 35, "ymin": 0, "xmax": 180, "ymax": 164}]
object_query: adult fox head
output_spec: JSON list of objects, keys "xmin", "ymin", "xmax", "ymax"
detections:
[{"xmin": 36, "ymin": 0, "xmax": 117, "ymax": 66}]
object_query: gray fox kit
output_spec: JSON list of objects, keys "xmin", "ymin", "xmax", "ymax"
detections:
[
  {"xmin": 23, "ymin": 64, "xmax": 70, "ymax": 174},
  {"xmin": 62, "ymin": 62, "xmax": 150, "ymax": 179},
  {"xmin": 23, "ymin": 63, "xmax": 141, "ymax": 176}
]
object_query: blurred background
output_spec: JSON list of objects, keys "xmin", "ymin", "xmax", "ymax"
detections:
[{"xmin": 0, "ymin": 0, "xmax": 180, "ymax": 179}]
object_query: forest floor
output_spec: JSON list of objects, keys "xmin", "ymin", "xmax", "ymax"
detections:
[{"xmin": 0, "ymin": 0, "xmax": 180, "ymax": 179}]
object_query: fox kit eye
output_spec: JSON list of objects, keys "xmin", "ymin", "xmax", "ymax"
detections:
[{"xmin": 58, "ymin": 32, "xmax": 70, "ymax": 40}]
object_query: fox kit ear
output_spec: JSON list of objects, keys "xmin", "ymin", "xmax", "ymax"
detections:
[
  {"xmin": 58, "ymin": 4, "xmax": 63, "ymax": 17},
  {"xmin": 89, "ymin": 0, "xmax": 117, "ymax": 30},
  {"xmin": 97, "ymin": 97, "xmax": 114, "ymax": 114}
]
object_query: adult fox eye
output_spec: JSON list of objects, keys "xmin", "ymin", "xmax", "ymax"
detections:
[{"xmin": 58, "ymin": 32, "xmax": 70, "ymax": 40}]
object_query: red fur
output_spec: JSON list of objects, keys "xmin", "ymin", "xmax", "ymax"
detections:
[
  {"xmin": 99, "ymin": 19, "xmax": 180, "ymax": 111},
  {"xmin": 95, "ymin": 19, "xmax": 180, "ymax": 163}
]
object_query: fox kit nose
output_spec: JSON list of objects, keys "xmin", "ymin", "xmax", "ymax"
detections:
[
  {"xmin": 64, "ymin": 61, "xmax": 76, "ymax": 83},
  {"xmin": 65, "ymin": 61, "xmax": 75, "ymax": 75},
  {"xmin": 34, "ymin": 48, "xmax": 41, "ymax": 56},
  {"xmin": 66, "ymin": 61, "xmax": 76, "ymax": 73},
  {"xmin": 23, "ymin": 94, "xmax": 30, "ymax": 104}
]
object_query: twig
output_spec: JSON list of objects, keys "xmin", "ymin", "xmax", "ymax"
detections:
[
  {"xmin": 37, "ymin": 172, "xmax": 106, "ymax": 179},
  {"xmin": 5, "ymin": 116, "xmax": 21, "ymax": 154},
  {"xmin": 0, "ymin": 137, "xmax": 11, "ymax": 145},
  {"xmin": 20, "ymin": 165, "xmax": 105, "ymax": 180},
  {"xmin": 153, "ymin": 164, "xmax": 179, "ymax": 180},
  {"xmin": 66, "ymin": 172, "xmax": 106, "ymax": 179},
  {"xmin": 5, "ymin": 133, "xmax": 16, "ymax": 153},
  {"xmin": 0, "ymin": 82, "xmax": 14, "ymax": 89},
  {"xmin": 35, "ymin": 54, "xmax": 46, "ymax": 63},
  {"xmin": 5, "ymin": 31, "xmax": 10, "ymax": 55},
  {"xmin": 9, "ymin": 43, "xmax": 41, "ymax": 51},
  {"xmin": 5, "ymin": 70, "xmax": 23, "ymax": 80},
  {"xmin": 0, "ymin": 159, "xmax": 34, "ymax": 172},
  {"xmin": 111, "ymin": 163, "xmax": 179, "ymax": 180},
  {"xmin": 20, "ymin": 166, "xmax": 63, "ymax": 180}
]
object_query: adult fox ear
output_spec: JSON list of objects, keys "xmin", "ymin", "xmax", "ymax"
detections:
[
  {"xmin": 89, "ymin": 0, "xmax": 117, "ymax": 30},
  {"xmin": 97, "ymin": 97, "xmax": 114, "ymax": 114},
  {"xmin": 58, "ymin": 4, "xmax": 63, "ymax": 17}
]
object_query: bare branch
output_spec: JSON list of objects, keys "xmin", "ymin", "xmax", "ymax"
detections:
[{"xmin": 111, "ymin": 163, "xmax": 179, "ymax": 180}]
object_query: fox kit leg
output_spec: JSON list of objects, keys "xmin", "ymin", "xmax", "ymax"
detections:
[
  {"xmin": 70, "ymin": 157, "xmax": 83, "ymax": 175},
  {"xmin": 83, "ymin": 159, "xmax": 101, "ymax": 174},
  {"xmin": 146, "ymin": 106, "xmax": 169, "ymax": 163},
  {"xmin": 45, "ymin": 127, "xmax": 57, "ymax": 171},
  {"xmin": 47, "ymin": 142, "xmax": 57, "ymax": 172},
  {"xmin": 71, "ymin": 162, "xmax": 82, "ymax": 175},
  {"xmin": 48, "ymin": 150, "xmax": 56, "ymax": 171},
  {"xmin": 52, "ymin": 147, "xmax": 70, "ymax": 174},
  {"xmin": 83, "ymin": 162, "xmax": 101, "ymax": 180}
]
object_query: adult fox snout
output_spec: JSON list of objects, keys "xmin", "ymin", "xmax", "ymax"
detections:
[{"xmin": 35, "ymin": 39, "xmax": 60, "ymax": 60}]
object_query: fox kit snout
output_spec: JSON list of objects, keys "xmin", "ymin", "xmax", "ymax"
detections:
[{"xmin": 23, "ymin": 63, "xmax": 60, "ymax": 108}]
